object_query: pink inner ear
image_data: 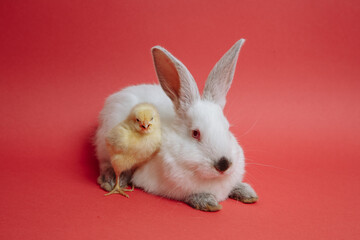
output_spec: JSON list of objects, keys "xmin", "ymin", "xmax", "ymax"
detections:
[{"xmin": 152, "ymin": 48, "xmax": 181, "ymax": 103}]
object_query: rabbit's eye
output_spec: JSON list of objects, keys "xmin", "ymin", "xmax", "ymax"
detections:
[{"xmin": 192, "ymin": 129, "xmax": 201, "ymax": 141}]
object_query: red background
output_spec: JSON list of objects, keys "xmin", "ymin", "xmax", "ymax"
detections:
[{"xmin": 1, "ymin": 0, "xmax": 359, "ymax": 239}]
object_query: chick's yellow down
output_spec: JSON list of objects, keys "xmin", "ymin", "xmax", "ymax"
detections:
[{"xmin": 105, "ymin": 103, "xmax": 161, "ymax": 197}]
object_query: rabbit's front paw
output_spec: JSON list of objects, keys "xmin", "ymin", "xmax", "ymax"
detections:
[
  {"xmin": 229, "ymin": 182, "xmax": 258, "ymax": 203},
  {"xmin": 184, "ymin": 193, "xmax": 222, "ymax": 212},
  {"xmin": 97, "ymin": 167, "xmax": 115, "ymax": 192}
]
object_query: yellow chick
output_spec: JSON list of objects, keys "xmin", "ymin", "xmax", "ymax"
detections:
[{"xmin": 105, "ymin": 103, "xmax": 161, "ymax": 197}]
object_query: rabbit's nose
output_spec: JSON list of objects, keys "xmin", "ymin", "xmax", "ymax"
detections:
[{"xmin": 214, "ymin": 157, "xmax": 231, "ymax": 173}]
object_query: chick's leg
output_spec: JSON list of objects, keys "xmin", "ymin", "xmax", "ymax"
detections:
[{"xmin": 104, "ymin": 155, "xmax": 134, "ymax": 198}]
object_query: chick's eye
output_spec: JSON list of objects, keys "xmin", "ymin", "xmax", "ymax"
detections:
[
  {"xmin": 136, "ymin": 119, "xmax": 140, "ymax": 122},
  {"xmin": 151, "ymin": 117, "xmax": 153, "ymax": 121},
  {"xmin": 192, "ymin": 129, "xmax": 201, "ymax": 140}
]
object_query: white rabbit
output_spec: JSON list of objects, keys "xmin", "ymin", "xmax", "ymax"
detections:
[{"xmin": 95, "ymin": 39, "xmax": 258, "ymax": 211}]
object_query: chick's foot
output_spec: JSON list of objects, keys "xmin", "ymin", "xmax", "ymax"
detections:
[{"xmin": 104, "ymin": 184, "xmax": 134, "ymax": 198}]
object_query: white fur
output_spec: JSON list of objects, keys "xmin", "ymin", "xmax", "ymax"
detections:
[{"xmin": 95, "ymin": 40, "xmax": 246, "ymax": 202}]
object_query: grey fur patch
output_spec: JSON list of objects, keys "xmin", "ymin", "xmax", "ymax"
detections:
[
  {"xmin": 97, "ymin": 168, "xmax": 133, "ymax": 192},
  {"xmin": 229, "ymin": 182, "xmax": 258, "ymax": 203},
  {"xmin": 184, "ymin": 193, "xmax": 222, "ymax": 212}
]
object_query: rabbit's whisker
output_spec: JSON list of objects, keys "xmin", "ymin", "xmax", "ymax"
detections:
[
  {"xmin": 245, "ymin": 162, "xmax": 289, "ymax": 171},
  {"xmin": 237, "ymin": 119, "xmax": 259, "ymax": 138}
]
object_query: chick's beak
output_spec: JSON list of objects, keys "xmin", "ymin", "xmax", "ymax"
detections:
[{"xmin": 140, "ymin": 121, "xmax": 150, "ymax": 130}]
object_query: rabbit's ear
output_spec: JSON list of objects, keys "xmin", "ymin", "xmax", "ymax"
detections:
[
  {"xmin": 152, "ymin": 46, "xmax": 200, "ymax": 113},
  {"xmin": 202, "ymin": 39, "xmax": 245, "ymax": 109}
]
